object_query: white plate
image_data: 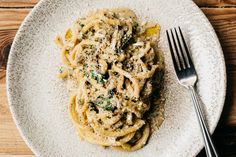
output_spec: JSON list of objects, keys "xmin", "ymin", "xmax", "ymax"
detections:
[{"xmin": 7, "ymin": 0, "xmax": 226, "ymax": 156}]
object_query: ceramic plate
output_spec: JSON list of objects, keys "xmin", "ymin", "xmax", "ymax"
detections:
[{"xmin": 7, "ymin": 0, "xmax": 226, "ymax": 156}]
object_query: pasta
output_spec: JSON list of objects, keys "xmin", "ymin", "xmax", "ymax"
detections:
[{"xmin": 55, "ymin": 8, "xmax": 164, "ymax": 151}]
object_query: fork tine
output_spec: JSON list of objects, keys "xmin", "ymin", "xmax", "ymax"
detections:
[
  {"xmin": 166, "ymin": 30, "xmax": 179, "ymax": 72},
  {"xmin": 166, "ymin": 30, "xmax": 179, "ymax": 71},
  {"xmin": 170, "ymin": 29, "xmax": 183, "ymax": 70},
  {"xmin": 178, "ymin": 27, "xmax": 194, "ymax": 68},
  {"xmin": 174, "ymin": 28, "xmax": 187, "ymax": 69}
]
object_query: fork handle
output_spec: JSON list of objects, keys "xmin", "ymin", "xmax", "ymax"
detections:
[{"xmin": 189, "ymin": 86, "xmax": 219, "ymax": 157}]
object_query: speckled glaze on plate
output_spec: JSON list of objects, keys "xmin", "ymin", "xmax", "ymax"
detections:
[{"xmin": 7, "ymin": 0, "xmax": 226, "ymax": 157}]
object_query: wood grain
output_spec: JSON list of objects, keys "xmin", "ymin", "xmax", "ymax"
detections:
[
  {"xmin": 0, "ymin": 30, "xmax": 16, "ymax": 70},
  {"xmin": 0, "ymin": 1, "xmax": 236, "ymax": 157},
  {"xmin": 0, "ymin": 9, "xmax": 31, "ymax": 30},
  {"xmin": 194, "ymin": 0, "xmax": 236, "ymax": 6},
  {"xmin": 0, "ymin": 83, "xmax": 33, "ymax": 155},
  {"xmin": 0, "ymin": 0, "xmax": 38, "ymax": 7},
  {"xmin": 223, "ymin": 0, "xmax": 236, "ymax": 5},
  {"xmin": 201, "ymin": 8, "xmax": 236, "ymax": 127},
  {"xmin": 194, "ymin": 0, "xmax": 221, "ymax": 6}
]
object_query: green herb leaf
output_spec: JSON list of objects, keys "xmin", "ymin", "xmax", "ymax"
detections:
[
  {"xmin": 97, "ymin": 77, "xmax": 105, "ymax": 84},
  {"xmin": 91, "ymin": 70, "xmax": 97, "ymax": 79},
  {"xmin": 103, "ymin": 105, "xmax": 115, "ymax": 112},
  {"xmin": 84, "ymin": 64, "xmax": 88, "ymax": 69},
  {"xmin": 103, "ymin": 99, "xmax": 117, "ymax": 112},
  {"xmin": 98, "ymin": 94, "xmax": 104, "ymax": 99},
  {"xmin": 121, "ymin": 34, "xmax": 134, "ymax": 49},
  {"xmin": 85, "ymin": 72, "xmax": 89, "ymax": 78},
  {"xmin": 59, "ymin": 67, "xmax": 64, "ymax": 73},
  {"xmin": 94, "ymin": 94, "xmax": 105, "ymax": 106},
  {"xmin": 115, "ymin": 47, "xmax": 123, "ymax": 54},
  {"xmin": 91, "ymin": 70, "xmax": 106, "ymax": 84},
  {"xmin": 132, "ymin": 22, "xmax": 138, "ymax": 33},
  {"xmin": 94, "ymin": 101, "xmax": 100, "ymax": 106},
  {"xmin": 80, "ymin": 23, "xmax": 84, "ymax": 28},
  {"xmin": 108, "ymin": 89, "xmax": 114, "ymax": 98}
]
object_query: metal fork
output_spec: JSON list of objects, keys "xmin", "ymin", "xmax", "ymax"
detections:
[{"xmin": 166, "ymin": 27, "xmax": 219, "ymax": 157}]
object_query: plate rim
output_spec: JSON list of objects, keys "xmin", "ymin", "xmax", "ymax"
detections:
[{"xmin": 6, "ymin": 0, "xmax": 227, "ymax": 156}]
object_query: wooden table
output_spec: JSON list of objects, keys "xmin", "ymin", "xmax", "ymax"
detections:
[{"xmin": 0, "ymin": 0, "xmax": 235, "ymax": 156}]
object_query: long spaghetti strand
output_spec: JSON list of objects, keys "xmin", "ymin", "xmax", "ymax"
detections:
[{"xmin": 55, "ymin": 8, "xmax": 164, "ymax": 151}]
